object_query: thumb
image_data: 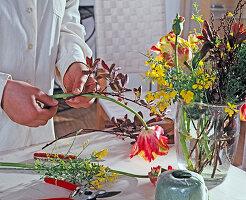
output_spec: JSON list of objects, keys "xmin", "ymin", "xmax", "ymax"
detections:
[
  {"xmin": 36, "ymin": 92, "xmax": 58, "ymax": 107},
  {"xmin": 72, "ymin": 75, "xmax": 88, "ymax": 95}
]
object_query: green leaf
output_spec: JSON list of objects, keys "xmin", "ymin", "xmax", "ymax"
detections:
[
  {"xmin": 192, "ymin": 51, "xmax": 201, "ymax": 69},
  {"xmin": 215, "ymin": 39, "xmax": 221, "ymax": 44}
]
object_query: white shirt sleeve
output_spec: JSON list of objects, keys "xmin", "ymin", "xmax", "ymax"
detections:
[
  {"xmin": 0, "ymin": 72, "xmax": 11, "ymax": 114},
  {"xmin": 56, "ymin": 0, "xmax": 92, "ymax": 91}
]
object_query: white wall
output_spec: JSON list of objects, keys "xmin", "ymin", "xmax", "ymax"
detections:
[
  {"xmin": 165, "ymin": 0, "xmax": 181, "ymax": 33},
  {"xmin": 79, "ymin": 0, "xmax": 94, "ymax": 6}
]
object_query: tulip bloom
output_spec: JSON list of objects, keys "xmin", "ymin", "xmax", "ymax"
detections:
[
  {"xmin": 151, "ymin": 31, "xmax": 192, "ymax": 66},
  {"xmin": 240, "ymin": 104, "xmax": 246, "ymax": 121},
  {"xmin": 148, "ymin": 165, "xmax": 175, "ymax": 185},
  {"xmin": 129, "ymin": 126, "xmax": 169, "ymax": 162},
  {"xmin": 148, "ymin": 165, "xmax": 162, "ymax": 185}
]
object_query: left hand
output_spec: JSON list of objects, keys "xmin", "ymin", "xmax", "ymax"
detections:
[{"xmin": 63, "ymin": 62, "xmax": 96, "ymax": 108}]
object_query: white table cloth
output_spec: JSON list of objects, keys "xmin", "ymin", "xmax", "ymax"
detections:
[{"xmin": 0, "ymin": 131, "xmax": 245, "ymax": 200}]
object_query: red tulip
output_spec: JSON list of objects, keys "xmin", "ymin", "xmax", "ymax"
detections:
[
  {"xmin": 240, "ymin": 103, "xmax": 246, "ymax": 121},
  {"xmin": 148, "ymin": 165, "xmax": 175, "ymax": 185},
  {"xmin": 148, "ymin": 165, "xmax": 162, "ymax": 185},
  {"xmin": 129, "ymin": 126, "xmax": 169, "ymax": 162}
]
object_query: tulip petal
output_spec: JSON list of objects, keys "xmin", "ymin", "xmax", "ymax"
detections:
[{"xmin": 129, "ymin": 126, "xmax": 169, "ymax": 162}]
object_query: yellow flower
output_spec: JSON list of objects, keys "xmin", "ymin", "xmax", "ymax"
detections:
[
  {"xmin": 170, "ymin": 91, "xmax": 177, "ymax": 98},
  {"xmin": 180, "ymin": 90, "xmax": 186, "ymax": 97},
  {"xmin": 228, "ymin": 102, "xmax": 236, "ymax": 110},
  {"xmin": 180, "ymin": 90, "xmax": 194, "ymax": 104},
  {"xmin": 227, "ymin": 41, "xmax": 232, "ymax": 50},
  {"xmin": 195, "ymin": 67, "xmax": 204, "ymax": 75},
  {"xmin": 145, "ymin": 91, "xmax": 154, "ymax": 102},
  {"xmin": 198, "ymin": 85, "xmax": 203, "ymax": 90},
  {"xmin": 185, "ymin": 91, "xmax": 194, "ymax": 103},
  {"xmin": 159, "ymin": 104, "xmax": 166, "ymax": 112},
  {"xmin": 192, "ymin": 84, "xmax": 198, "ymax": 89},
  {"xmin": 225, "ymin": 103, "xmax": 238, "ymax": 117},
  {"xmin": 228, "ymin": 12, "xmax": 233, "ymax": 17},
  {"xmin": 91, "ymin": 180, "xmax": 98, "ymax": 185},
  {"xmin": 198, "ymin": 60, "xmax": 204, "ymax": 66},
  {"xmin": 99, "ymin": 149, "xmax": 108, "ymax": 157},
  {"xmin": 151, "ymin": 107, "xmax": 159, "ymax": 115},
  {"xmin": 145, "ymin": 71, "xmax": 150, "ymax": 77},
  {"xmin": 205, "ymin": 83, "xmax": 211, "ymax": 89},
  {"xmin": 65, "ymin": 143, "xmax": 70, "ymax": 146}
]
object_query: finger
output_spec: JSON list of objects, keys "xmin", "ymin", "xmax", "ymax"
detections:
[
  {"xmin": 66, "ymin": 97, "xmax": 95, "ymax": 108},
  {"xmin": 36, "ymin": 91, "xmax": 58, "ymax": 107},
  {"xmin": 25, "ymin": 119, "xmax": 48, "ymax": 127},
  {"xmin": 67, "ymin": 76, "xmax": 96, "ymax": 103},
  {"xmin": 84, "ymin": 78, "xmax": 97, "ymax": 93},
  {"xmin": 72, "ymin": 74, "xmax": 89, "ymax": 95},
  {"xmin": 66, "ymin": 95, "xmax": 92, "ymax": 105},
  {"xmin": 38, "ymin": 105, "xmax": 58, "ymax": 120}
]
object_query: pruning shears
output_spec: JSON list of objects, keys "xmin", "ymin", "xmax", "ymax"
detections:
[
  {"xmin": 39, "ymin": 178, "xmax": 121, "ymax": 200},
  {"xmin": 34, "ymin": 153, "xmax": 78, "ymax": 161}
]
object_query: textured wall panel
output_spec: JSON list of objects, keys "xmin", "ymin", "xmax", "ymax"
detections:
[{"xmin": 95, "ymin": 0, "xmax": 166, "ymax": 73}]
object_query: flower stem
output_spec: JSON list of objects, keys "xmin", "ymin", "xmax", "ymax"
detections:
[
  {"xmin": 50, "ymin": 93, "xmax": 149, "ymax": 130},
  {"xmin": 0, "ymin": 162, "xmax": 149, "ymax": 178},
  {"xmin": 174, "ymin": 34, "xmax": 179, "ymax": 73},
  {"xmin": 0, "ymin": 162, "xmax": 35, "ymax": 169},
  {"xmin": 110, "ymin": 169, "xmax": 148, "ymax": 178}
]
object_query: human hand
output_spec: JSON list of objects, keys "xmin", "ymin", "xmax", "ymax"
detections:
[
  {"xmin": 63, "ymin": 62, "xmax": 96, "ymax": 108},
  {"xmin": 1, "ymin": 80, "xmax": 58, "ymax": 127}
]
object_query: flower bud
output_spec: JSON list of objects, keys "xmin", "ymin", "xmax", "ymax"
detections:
[{"xmin": 172, "ymin": 14, "xmax": 185, "ymax": 35}]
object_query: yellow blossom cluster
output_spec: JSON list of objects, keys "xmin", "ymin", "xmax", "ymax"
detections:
[
  {"xmin": 192, "ymin": 67, "xmax": 215, "ymax": 90},
  {"xmin": 145, "ymin": 90, "xmax": 177, "ymax": 114},
  {"xmin": 144, "ymin": 62, "xmax": 173, "ymax": 87},
  {"xmin": 89, "ymin": 165, "xmax": 118, "ymax": 189},
  {"xmin": 191, "ymin": 14, "xmax": 204, "ymax": 23},
  {"xmin": 93, "ymin": 149, "xmax": 109, "ymax": 160},
  {"xmin": 180, "ymin": 90, "xmax": 194, "ymax": 104},
  {"xmin": 85, "ymin": 149, "xmax": 117, "ymax": 189}
]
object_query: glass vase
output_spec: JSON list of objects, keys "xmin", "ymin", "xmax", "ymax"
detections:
[{"xmin": 175, "ymin": 101, "xmax": 240, "ymax": 188}]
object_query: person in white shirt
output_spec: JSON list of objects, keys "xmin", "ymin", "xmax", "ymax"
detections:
[{"xmin": 0, "ymin": 0, "xmax": 96, "ymax": 151}]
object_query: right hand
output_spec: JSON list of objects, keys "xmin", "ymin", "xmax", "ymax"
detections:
[{"xmin": 1, "ymin": 80, "xmax": 58, "ymax": 127}]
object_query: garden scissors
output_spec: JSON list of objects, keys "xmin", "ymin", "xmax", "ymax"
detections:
[
  {"xmin": 40, "ymin": 178, "xmax": 121, "ymax": 200},
  {"xmin": 34, "ymin": 153, "xmax": 79, "ymax": 161},
  {"xmin": 34, "ymin": 152, "xmax": 104, "ymax": 162}
]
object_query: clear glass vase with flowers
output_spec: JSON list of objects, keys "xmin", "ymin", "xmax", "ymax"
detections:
[{"xmin": 142, "ymin": 0, "xmax": 246, "ymax": 187}]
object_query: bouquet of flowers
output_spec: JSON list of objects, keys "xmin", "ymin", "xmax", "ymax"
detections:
[
  {"xmin": 142, "ymin": 0, "xmax": 246, "ymax": 185},
  {"xmin": 143, "ymin": 1, "xmax": 246, "ymax": 115}
]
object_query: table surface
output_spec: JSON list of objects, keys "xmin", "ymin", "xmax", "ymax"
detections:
[{"xmin": 0, "ymin": 131, "xmax": 245, "ymax": 200}]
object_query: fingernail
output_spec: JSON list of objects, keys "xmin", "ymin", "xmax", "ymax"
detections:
[
  {"xmin": 73, "ymin": 98, "xmax": 80, "ymax": 103},
  {"xmin": 52, "ymin": 98, "xmax": 58, "ymax": 105},
  {"xmin": 67, "ymin": 98, "xmax": 79, "ymax": 103},
  {"xmin": 74, "ymin": 88, "xmax": 81, "ymax": 94}
]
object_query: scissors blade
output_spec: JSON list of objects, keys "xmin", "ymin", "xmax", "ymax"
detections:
[{"xmin": 96, "ymin": 191, "xmax": 121, "ymax": 198}]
